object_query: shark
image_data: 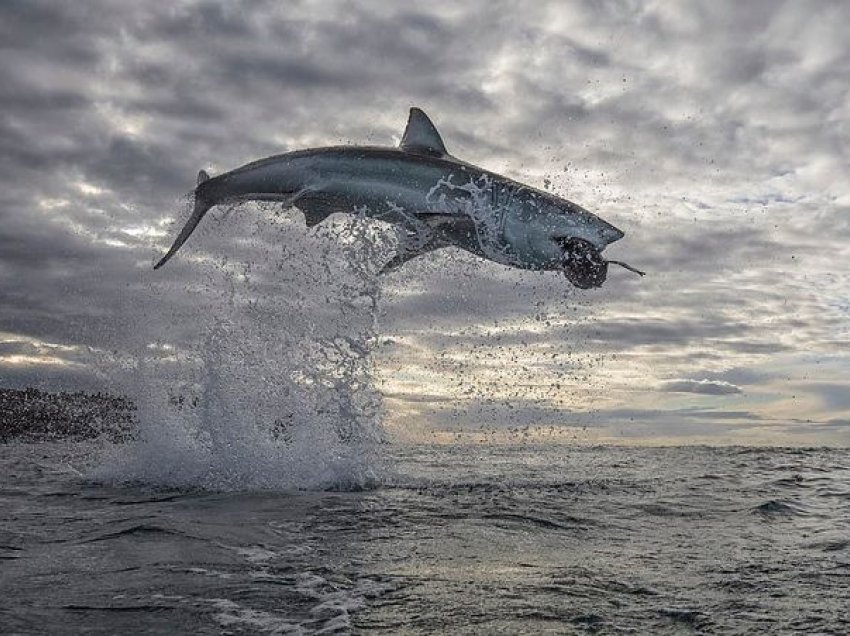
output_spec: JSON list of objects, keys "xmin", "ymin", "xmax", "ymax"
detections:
[{"xmin": 155, "ymin": 107, "xmax": 643, "ymax": 288}]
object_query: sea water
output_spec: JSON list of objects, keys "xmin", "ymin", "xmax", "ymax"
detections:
[{"xmin": 1, "ymin": 443, "xmax": 848, "ymax": 633}]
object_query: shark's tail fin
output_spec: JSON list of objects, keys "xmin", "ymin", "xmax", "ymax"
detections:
[{"xmin": 153, "ymin": 171, "xmax": 214, "ymax": 270}]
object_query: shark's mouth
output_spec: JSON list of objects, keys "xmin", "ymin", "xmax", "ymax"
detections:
[{"xmin": 559, "ymin": 237, "xmax": 645, "ymax": 289}]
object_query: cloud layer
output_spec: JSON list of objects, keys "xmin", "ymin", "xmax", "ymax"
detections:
[{"xmin": 1, "ymin": 0, "xmax": 848, "ymax": 444}]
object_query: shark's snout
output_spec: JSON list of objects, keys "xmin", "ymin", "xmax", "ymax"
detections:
[{"xmin": 601, "ymin": 222, "xmax": 625, "ymax": 244}]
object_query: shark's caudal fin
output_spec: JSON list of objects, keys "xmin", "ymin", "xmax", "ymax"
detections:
[
  {"xmin": 153, "ymin": 172, "xmax": 214, "ymax": 270},
  {"xmin": 399, "ymin": 108, "xmax": 448, "ymax": 157}
]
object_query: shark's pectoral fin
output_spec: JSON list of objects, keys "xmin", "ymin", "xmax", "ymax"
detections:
[
  {"xmin": 380, "ymin": 241, "xmax": 444, "ymax": 274},
  {"xmin": 378, "ymin": 223, "xmax": 446, "ymax": 275},
  {"xmin": 278, "ymin": 187, "xmax": 313, "ymax": 209},
  {"xmin": 278, "ymin": 186, "xmax": 336, "ymax": 227},
  {"xmin": 379, "ymin": 251, "xmax": 426, "ymax": 274}
]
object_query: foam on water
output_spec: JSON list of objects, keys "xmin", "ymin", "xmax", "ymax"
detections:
[{"xmin": 92, "ymin": 204, "xmax": 393, "ymax": 491}]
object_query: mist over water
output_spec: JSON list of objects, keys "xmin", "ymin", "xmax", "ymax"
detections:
[{"xmin": 92, "ymin": 204, "xmax": 392, "ymax": 491}]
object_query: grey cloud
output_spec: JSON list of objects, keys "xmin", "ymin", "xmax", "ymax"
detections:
[
  {"xmin": 0, "ymin": 363, "xmax": 103, "ymax": 393},
  {"xmin": 802, "ymin": 383, "xmax": 850, "ymax": 412},
  {"xmin": 384, "ymin": 392, "xmax": 455, "ymax": 404},
  {"xmin": 721, "ymin": 341, "xmax": 791, "ymax": 355},
  {"xmin": 581, "ymin": 317, "xmax": 748, "ymax": 347},
  {"xmin": 698, "ymin": 367, "xmax": 778, "ymax": 386},
  {"xmin": 418, "ymin": 398, "xmax": 580, "ymax": 432},
  {"xmin": 1, "ymin": 1, "xmax": 849, "ymax": 443},
  {"xmin": 415, "ymin": 400, "xmax": 769, "ymax": 439},
  {"xmin": 660, "ymin": 379, "xmax": 743, "ymax": 395},
  {"xmin": 0, "ymin": 341, "xmax": 39, "ymax": 356},
  {"xmin": 84, "ymin": 134, "xmax": 189, "ymax": 195}
]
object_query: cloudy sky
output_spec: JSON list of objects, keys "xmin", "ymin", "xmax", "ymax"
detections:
[{"xmin": 1, "ymin": 0, "xmax": 848, "ymax": 445}]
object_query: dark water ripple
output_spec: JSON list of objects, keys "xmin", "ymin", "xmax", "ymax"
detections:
[{"xmin": 1, "ymin": 442, "xmax": 849, "ymax": 634}]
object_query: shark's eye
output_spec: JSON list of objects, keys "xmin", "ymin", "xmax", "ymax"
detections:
[{"xmin": 557, "ymin": 237, "xmax": 608, "ymax": 289}]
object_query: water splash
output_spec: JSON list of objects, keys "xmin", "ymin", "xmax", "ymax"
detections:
[
  {"xmin": 425, "ymin": 173, "xmax": 512, "ymax": 264},
  {"xmin": 92, "ymin": 204, "xmax": 392, "ymax": 491}
]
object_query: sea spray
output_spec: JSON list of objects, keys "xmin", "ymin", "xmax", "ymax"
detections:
[{"xmin": 92, "ymin": 204, "xmax": 393, "ymax": 491}]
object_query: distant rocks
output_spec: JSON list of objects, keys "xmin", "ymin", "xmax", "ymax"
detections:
[{"xmin": 0, "ymin": 387, "xmax": 136, "ymax": 443}]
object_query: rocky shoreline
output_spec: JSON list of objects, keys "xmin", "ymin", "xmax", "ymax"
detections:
[{"xmin": 0, "ymin": 387, "xmax": 136, "ymax": 443}]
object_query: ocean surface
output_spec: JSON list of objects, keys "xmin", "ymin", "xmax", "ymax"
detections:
[{"xmin": 2, "ymin": 441, "xmax": 848, "ymax": 634}]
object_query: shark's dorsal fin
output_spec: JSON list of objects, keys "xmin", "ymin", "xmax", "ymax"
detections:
[
  {"xmin": 197, "ymin": 170, "xmax": 210, "ymax": 185},
  {"xmin": 400, "ymin": 107, "xmax": 447, "ymax": 157}
]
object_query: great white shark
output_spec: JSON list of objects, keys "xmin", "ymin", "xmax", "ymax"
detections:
[{"xmin": 155, "ymin": 107, "xmax": 643, "ymax": 288}]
